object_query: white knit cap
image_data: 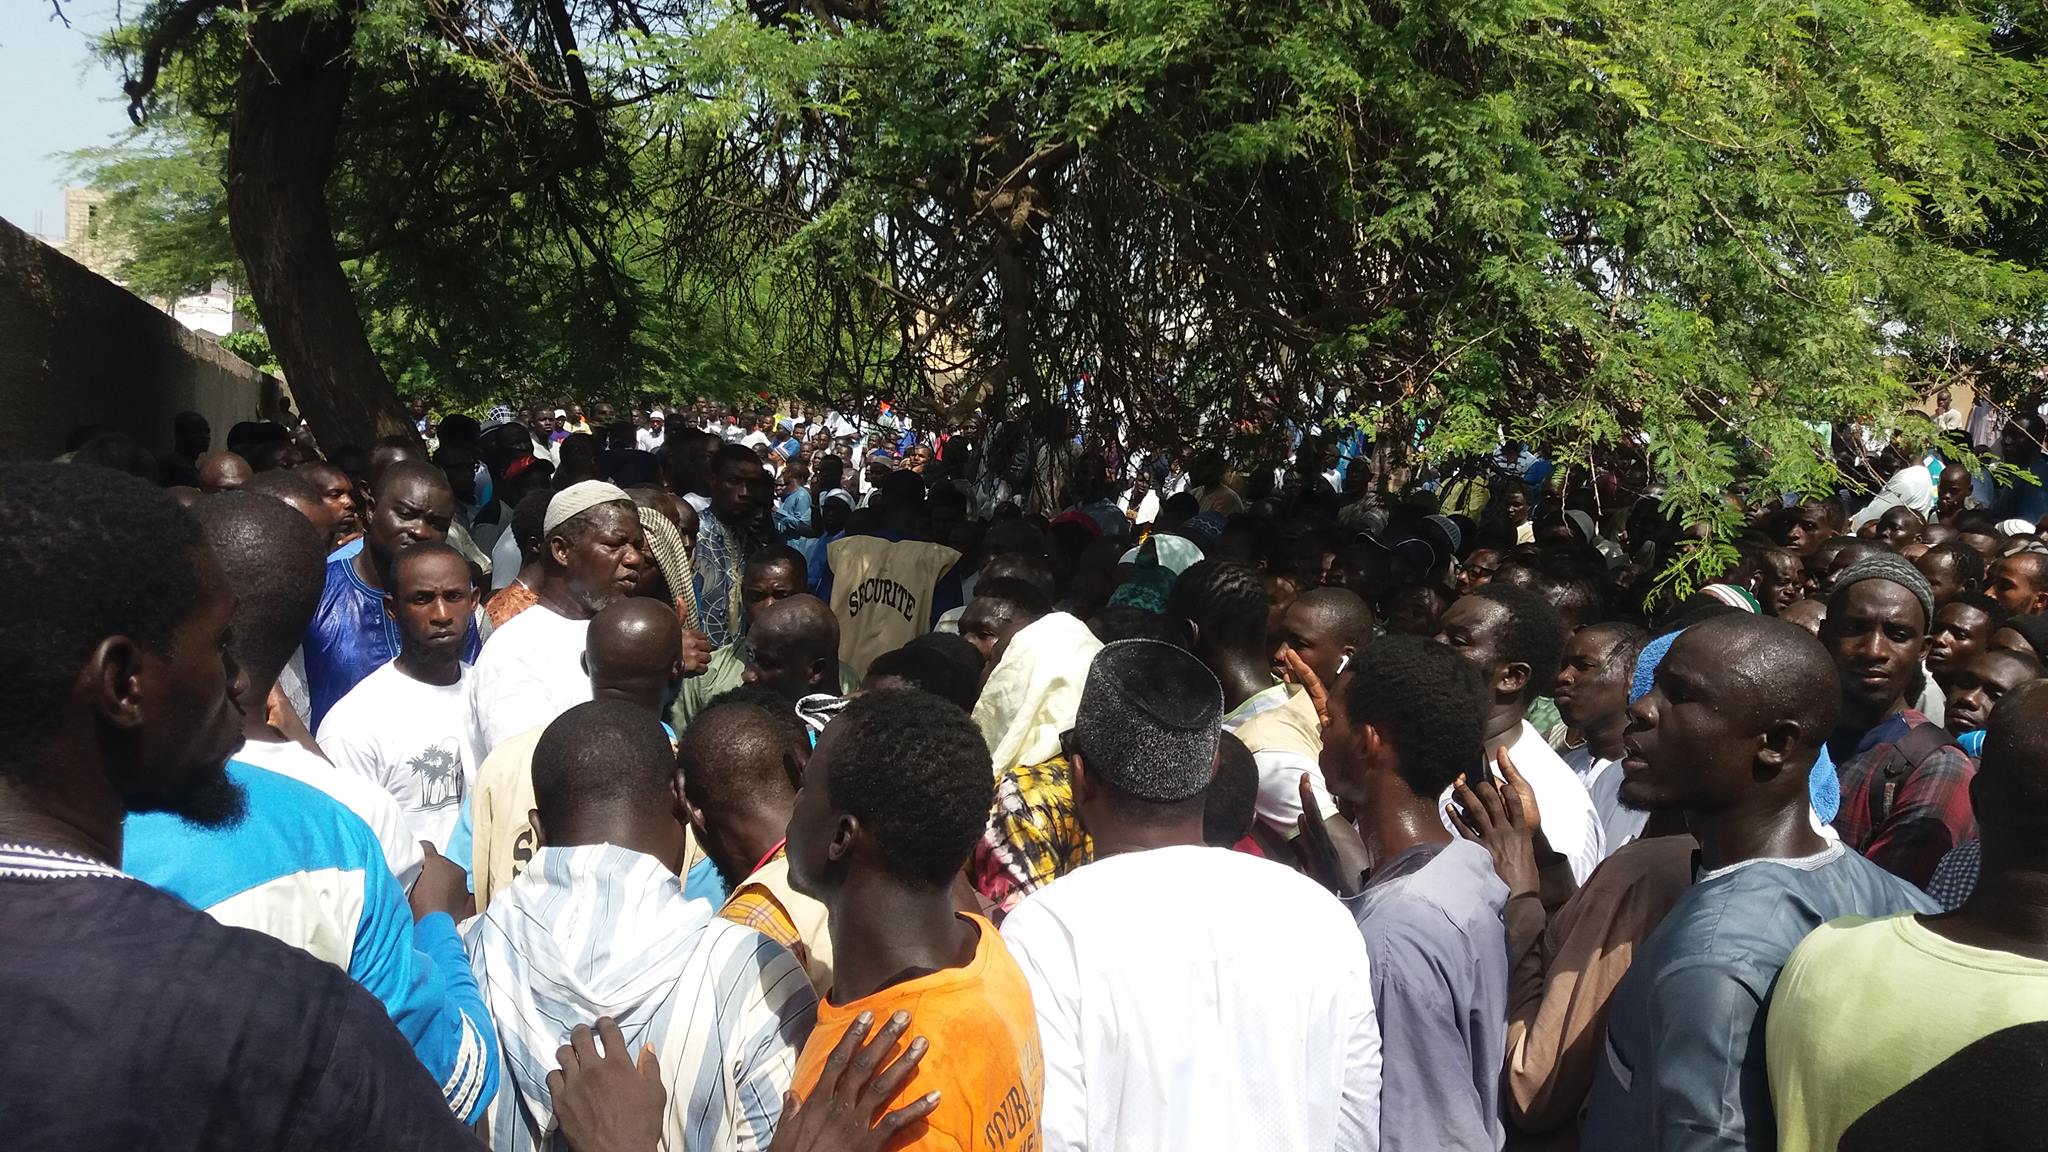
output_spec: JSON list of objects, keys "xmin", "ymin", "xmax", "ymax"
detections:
[{"xmin": 544, "ymin": 480, "xmax": 633, "ymax": 535}]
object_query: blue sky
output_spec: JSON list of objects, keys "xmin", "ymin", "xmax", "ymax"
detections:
[{"xmin": 0, "ymin": 1, "xmax": 131, "ymax": 239}]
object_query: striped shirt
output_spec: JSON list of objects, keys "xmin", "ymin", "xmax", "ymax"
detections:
[{"xmin": 466, "ymin": 843, "xmax": 817, "ymax": 1152}]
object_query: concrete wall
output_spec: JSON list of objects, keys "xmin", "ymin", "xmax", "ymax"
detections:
[{"xmin": 0, "ymin": 213, "xmax": 285, "ymax": 464}]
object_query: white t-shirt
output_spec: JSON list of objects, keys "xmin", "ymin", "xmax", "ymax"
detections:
[
  {"xmin": 234, "ymin": 733, "xmax": 425, "ymax": 890},
  {"xmin": 1002, "ymin": 845, "xmax": 1381, "ymax": 1152},
  {"xmin": 1564, "ymin": 743, "xmax": 1646, "ymax": 858},
  {"xmin": 315, "ymin": 661, "xmax": 484, "ymax": 853},
  {"xmin": 636, "ymin": 427, "xmax": 666, "ymax": 453},
  {"xmin": 1473, "ymin": 721, "xmax": 1604, "ymax": 885},
  {"xmin": 467, "ymin": 603, "xmax": 593, "ymax": 752}
]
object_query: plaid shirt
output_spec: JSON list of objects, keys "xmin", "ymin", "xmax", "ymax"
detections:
[
  {"xmin": 1831, "ymin": 711, "xmax": 1976, "ymax": 889},
  {"xmin": 969, "ymin": 756, "xmax": 1094, "ymax": 915}
]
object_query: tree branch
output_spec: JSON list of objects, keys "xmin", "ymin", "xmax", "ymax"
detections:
[{"xmin": 123, "ymin": 0, "xmax": 230, "ymax": 124}]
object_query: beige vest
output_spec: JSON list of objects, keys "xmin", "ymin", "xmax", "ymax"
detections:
[
  {"xmin": 471, "ymin": 723, "xmax": 704, "ymax": 914},
  {"xmin": 1232, "ymin": 685, "xmax": 1324, "ymax": 762},
  {"xmin": 827, "ymin": 536, "xmax": 961, "ymax": 679},
  {"xmin": 737, "ymin": 854, "xmax": 836, "ymax": 997}
]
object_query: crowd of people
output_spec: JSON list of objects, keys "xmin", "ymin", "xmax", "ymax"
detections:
[{"xmin": 10, "ymin": 390, "xmax": 2048, "ymax": 1151}]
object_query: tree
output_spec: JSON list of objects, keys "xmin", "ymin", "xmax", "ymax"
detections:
[{"xmin": 649, "ymin": 0, "xmax": 2048, "ymax": 580}]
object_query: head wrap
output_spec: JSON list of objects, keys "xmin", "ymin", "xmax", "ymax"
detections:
[
  {"xmin": 973, "ymin": 612, "xmax": 1104, "ymax": 772},
  {"xmin": 1698, "ymin": 584, "xmax": 1761, "ymax": 613},
  {"xmin": 1073, "ymin": 639, "xmax": 1223, "ymax": 803},
  {"xmin": 483, "ymin": 404, "xmax": 515, "ymax": 430},
  {"xmin": 648, "ymin": 409, "xmax": 665, "ymax": 421},
  {"xmin": 633, "ymin": 498, "xmax": 700, "ymax": 632},
  {"xmin": 1831, "ymin": 553, "xmax": 1934, "ymax": 628},
  {"xmin": 544, "ymin": 480, "xmax": 633, "ymax": 535},
  {"xmin": 1997, "ymin": 518, "xmax": 2037, "ymax": 537},
  {"xmin": 1181, "ymin": 512, "xmax": 1227, "ymax": 549}
]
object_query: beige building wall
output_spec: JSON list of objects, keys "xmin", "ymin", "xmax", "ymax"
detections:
[{"xmin": 0, "ymin": 213, "xmax": 284, "ymax": 464}]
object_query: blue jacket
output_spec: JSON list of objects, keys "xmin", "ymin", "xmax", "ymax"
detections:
[
  {"xmin": 125, "ymin": 760, "xmax": 498, "ymax": 1122},
  {"xmin": 304, "ymin": 552, "xmax": 481, "ymax": 729}
]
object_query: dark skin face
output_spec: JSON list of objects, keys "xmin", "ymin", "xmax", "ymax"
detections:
[
  {"xmin": 387, "ymin": 551, "xmax": 477, "ymax": 668},
  {"xmin": 1756, "ymin": 551, "xmax": 1808, "ymax": 615},
  {"xmin": 1937, "ymin": 467, "xmax": 1973, "ymax": 521},
  {"xmin": 1500, "ymin": 487, "xmax": 1531, "ymax": 525},
  {"xmin": 1928, "ymin": 601, "xmax": 1995, "ymax": 679},
  {"xmin": 1273, "ymin": 599, "xmax": 1354, "ymax": 691},
  {"xmin": 554, "ymin": 504, "xmax": 647, "ymax": 616},
  {"xmin": 301, "ymin": 462, "xmax": 358, "ymax": 541},
  {"xmin": 712, "ymin": 456, "xmax": 767, "ymax": 525},
  {"xmin": 1822, "ymin": 580, "xmax": 1927, "ymax": 728},
  {"xmin": 1987, "ymin": 556, "xmax": 2048, "ymax": 617},
  {"xmin": 1942, "ymin": 651, "xmax": 2040, "ymax": 734},
  {"xmin": 361, "ymin": 473, "xmax": 454, "ymax": 580},
  {"xmin": 1877, "ymin": 509, "xmax": 1924, "ymax": 552},
  {"xmin": 1914, "ymin": 550, "xmax": 1964, "ymax": 610},
  {"xmin": 196, "ymin": 452, "xmax": 252, "ymax": 495},
  {"xmin": 784, "ymin": 721, "xmax": 848, "ymax": 898},
  {"xmin": 1552, "ymin": 628, "xmax": 1631, "ymax": 735},
  {"xmin": 1779, "ymin": 502, "xmax": 1833, "ymax": 558},
  {"xmin": 958, "ymin": 597, "xmax": 1022, "ymax": 674},
  {"xmin": 1436, "ymin": 596, "xmax": 1521, "ymax": 707},
  {"xmin": 120, "ymin": 547, "xmax": 252, "ymax": 820},
  {"xmin": 679, "ymin": 436, "xmax": 719, "ymax": 497},
  {"xmin": 741, "ymin": 560, "xmax": 805, "ymax": 627},
  {"xmin": 1457, "ymin": 547, "xmax": 1504, "ymax": 595},
  {"xmin": 1618, "ymin": 634, "xmax": 1760, "ymax": 813},
  {"xmin": 742, "ymin": 626, "xmax": 827, "ymax": 701}
]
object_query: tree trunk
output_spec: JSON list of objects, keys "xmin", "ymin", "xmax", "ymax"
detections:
[{"xmin": 226, "ymin": 8, "xmax": 413, "ymax": 453}]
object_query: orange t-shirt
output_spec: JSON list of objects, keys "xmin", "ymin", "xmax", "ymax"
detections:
[{"xmin": 791, "ymin": 913, "xmax": 1043, "ymax": 1151}]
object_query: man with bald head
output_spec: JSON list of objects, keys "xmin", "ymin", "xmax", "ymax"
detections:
[
  {"xmin": 469, "ymin": 594, "xmax": 721, "ymax": 913},
  {"xmin": 680, "ymin": 688, "xmax": 837, "ymax": 995},
  {"xmin": 246, "ymin": 467, "xmax": 342, "ymax": 548},
  {"xmin": 1583, "ymin": 614, "xmax": 1937, "ymax": 1152},
  {"xmin": 745, "ymin": 594, "xmax": 845, "ymax": 705},
  {"xmin": 1770, "ymin": 680, "xmax": 2048, "ymax": 1150},
  {"xmin": 669, "ymin": 545, "xmax": 811, "ymax": 732},
  {"xmin": 465, "ymin": 700, "xmax": 816, "ymax": 1152},
  {"xmin": 303, "ymin": 458, "xmax": 475, "ymax": 728},
  {"xmin": 469, "ymin": 480, "xmax": 648, "ymax": 751},
  {"xmin": 196, "ymin": 450, "xmax": 252, "ymax": 494}
]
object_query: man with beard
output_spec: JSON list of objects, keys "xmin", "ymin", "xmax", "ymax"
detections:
[
  {"xmin": 1582, "ymin": 614, "xmax": 1936, "ymax": 1152},
  {"xmin": 469, "ymin": 481, "xmax": 647, "ymax": 751},
  {"xmin": 696, "ymin": 444, "xmax": 772, "ymax": 649},
  {"xmin": 0, "ymin": 467, "xmax": 487, "ymax": 1147},
  {"xmin": 118, "ymin": 476, "xmax": 498, "ymax": 1124}
]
